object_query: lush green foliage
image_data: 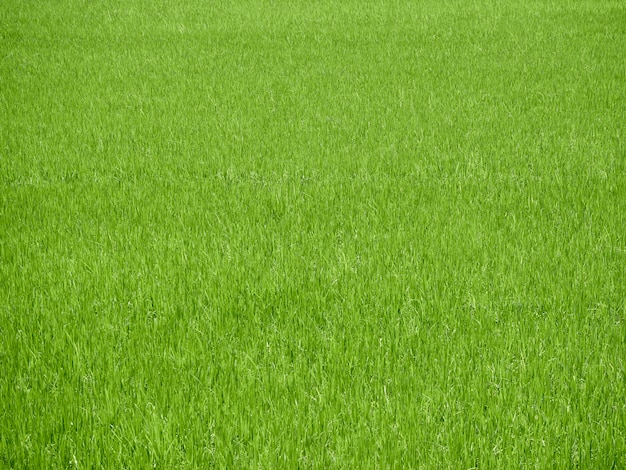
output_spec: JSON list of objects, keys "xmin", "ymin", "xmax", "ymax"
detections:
[{"xmin": 1, "ymin": 0, "xmax": 625, "ymax": 467}]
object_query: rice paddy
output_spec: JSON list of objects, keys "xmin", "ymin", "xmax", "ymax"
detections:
[{"xmin": 1, "ymin": 0, "xmax": 625, "ymax": 467}]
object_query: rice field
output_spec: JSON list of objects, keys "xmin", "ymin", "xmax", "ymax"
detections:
[{"xmin": 1, "ymin": 0, "xmax": 625, "ymax": 467}]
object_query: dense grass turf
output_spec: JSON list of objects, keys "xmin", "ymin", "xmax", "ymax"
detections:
[{"xmin": 1, "ymin": 0, "xmax": 625, "ymax": 467}]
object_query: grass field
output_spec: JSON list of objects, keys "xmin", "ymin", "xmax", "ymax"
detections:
[{"xmin": 1, "ymin": 0, "xmax": 625, "ymax": 467}]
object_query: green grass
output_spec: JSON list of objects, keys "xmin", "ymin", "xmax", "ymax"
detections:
[{"xmin": 1, "ymin": 0, "xmax": 625, "ymax": 467}]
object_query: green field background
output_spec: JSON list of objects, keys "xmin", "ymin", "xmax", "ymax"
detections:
[{"xmin": 1, "ymin": 0, "xmax": 625, "ymax": 467}]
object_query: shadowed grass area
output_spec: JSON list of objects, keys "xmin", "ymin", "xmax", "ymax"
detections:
[{"xmin": 1, "ymin": 0, "xmax": 625, "ymax": 467}]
